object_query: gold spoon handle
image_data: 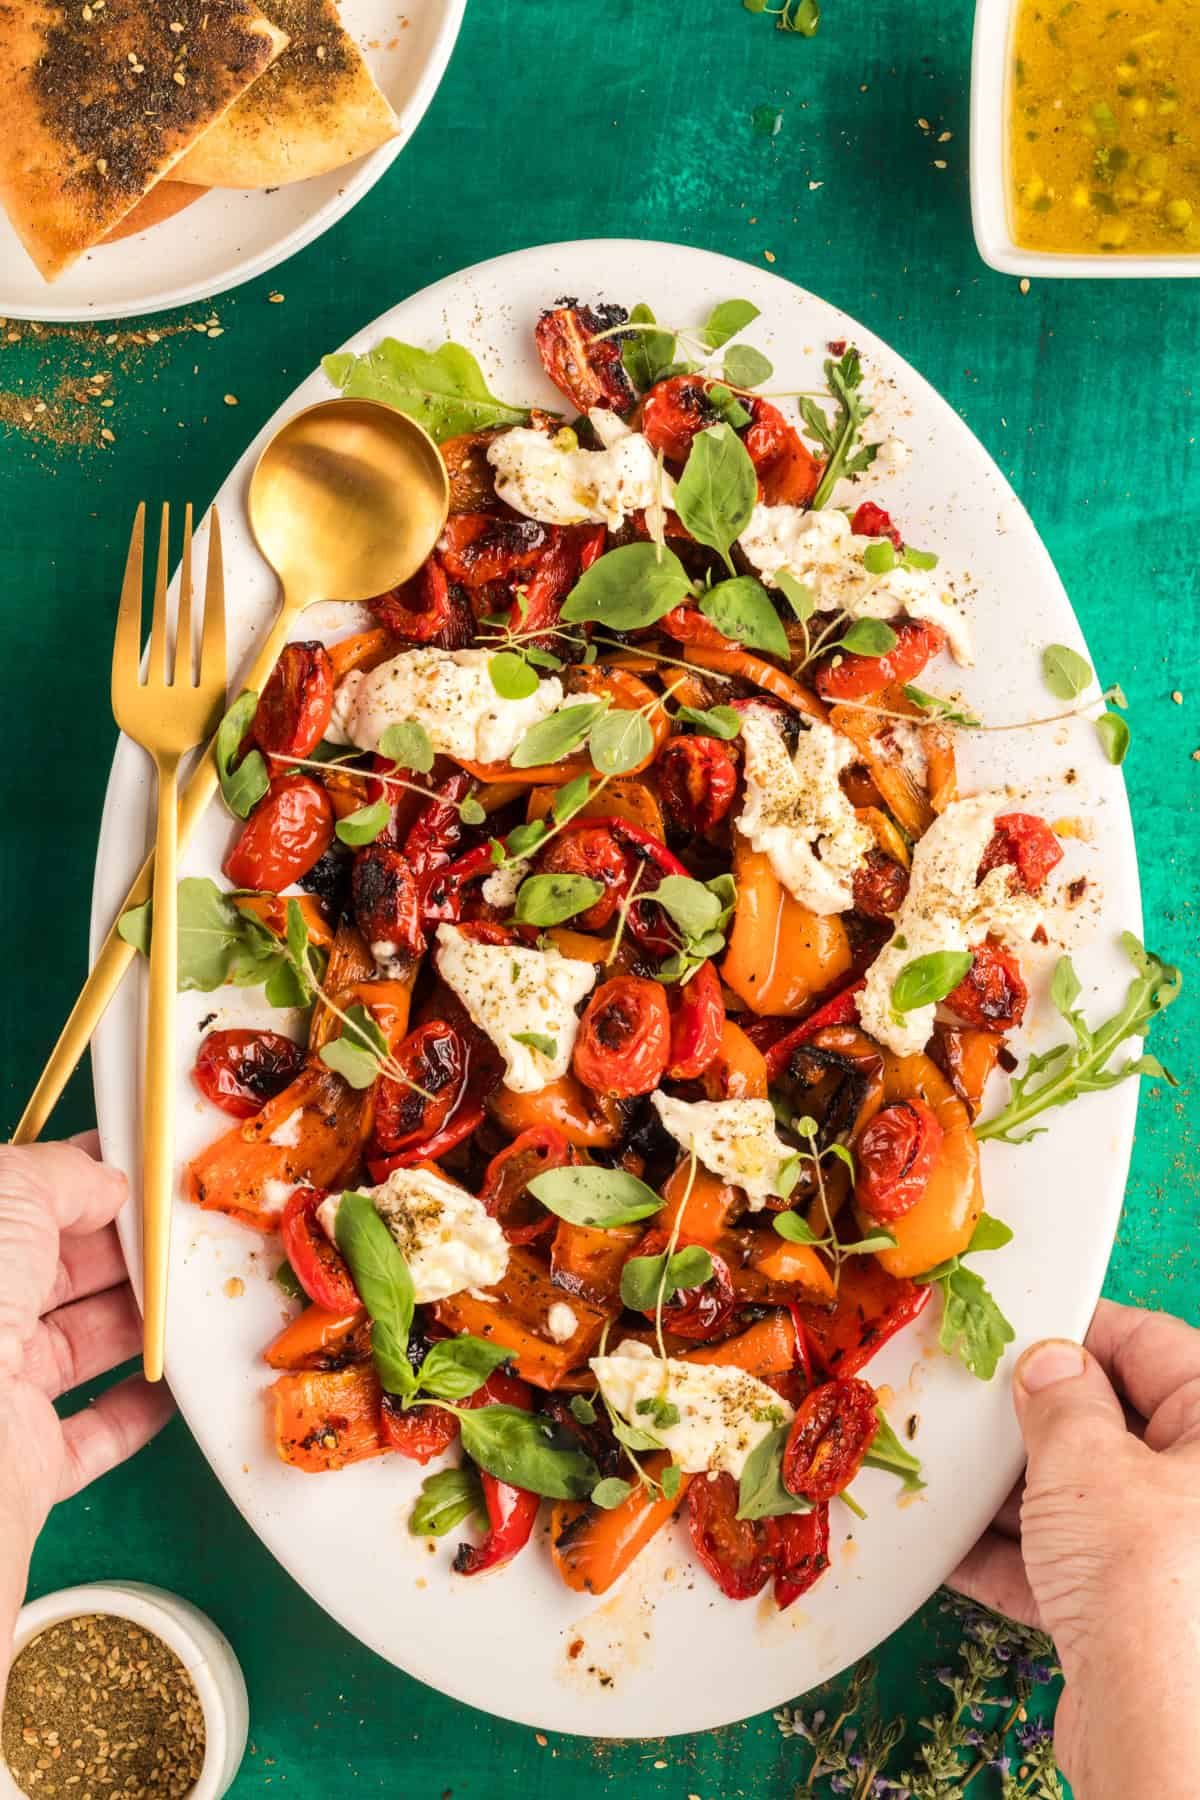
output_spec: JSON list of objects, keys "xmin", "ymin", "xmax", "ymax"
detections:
[
  {"xmin": 10, "ymin": 593, "xmax": 305, "ymax": 1148},
  {"xmin": 142, "ymin": 751, "xmax": 180, "ymax": 1384}
]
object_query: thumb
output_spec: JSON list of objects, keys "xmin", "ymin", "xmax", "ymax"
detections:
[{"xmin": 1014, "ymin": 1337, "xmax": 1128, "ymax": 1480}]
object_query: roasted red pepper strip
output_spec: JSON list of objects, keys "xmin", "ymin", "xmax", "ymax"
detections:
[
  {"xmin": 402, "ymin": 769, "xmax": 472, "ymax": 886},
  {"xmin": 420, "ymin": 842, "xmax": 496, "ymax": 924},
  {"xmin": 454, "ymin": 1369, "xmax": 540, "ymax": 1576},
  {"xmin": 791, "ymin": 1259, "xmax": 932, "ymax": 1378},
  {"xmin": 279, "ymin": 1187, "xmax": 359, "ymax": 1313},
  {"xmin": 851, "ymin": 501, "xmax": 903, "ymax": 548},
  {"xmin": 815, "ymin": 619, "xmax": 946, "ymax": 703},
  {"xmin": 768, "ymin": 1504, "xmax": 831, "ymax": 1607},
  {"xmin": 666, "ymin": 959, "xmax": 726, "ymax": 1080},
  {"xmin": 763, "ymin": 980, "xmax": 867, "ymax": 1080},
  {"xmin": 366, "ymin": 1096, "xmax": 486, "ymax": 1182}
]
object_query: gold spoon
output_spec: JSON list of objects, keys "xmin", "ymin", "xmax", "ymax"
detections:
[{"xmin": 13, "ymin": 398, "xmax": 449, "ymax": 1146}]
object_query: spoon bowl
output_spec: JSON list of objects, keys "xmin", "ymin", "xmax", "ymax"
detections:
[{"xmin": 248, "ymin": 397, "xmax": 449, "ymax": 608}]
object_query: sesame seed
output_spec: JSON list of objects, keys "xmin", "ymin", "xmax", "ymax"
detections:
[
  {"xmin": 224, "ymin": 394, "xmax": 238, "ymax": 406},
  {"xmin": 1171, "ymin": 690, "xmax": 1183, "ymax": 704},
  {"xmin": 764, "ymin": 249, "xmax": 776, "ymax": 263},
  {"xmin": 1019, "ymin": 277, "xmax": 1031, "ymax": 294},
  {"xmin": 933, "ymin": 159, "xmax": 948, "ymax": 169}
]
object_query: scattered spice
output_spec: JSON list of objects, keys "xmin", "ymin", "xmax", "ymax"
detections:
[
  {"xmin": 2, "ymin": 1613, "xmax": 205, "ymax": 1798},
  {"xmin": 1019, "ymin": 277, "xmax": 1032, "ymax": 294},
  {"xmin": 1171, "ymin": 689, "xmax": 1183, "ymax": 704},
  {"xmin": 764, "ymin": 248, "xmax": 777, "ymax": 262},
  {"xmin": 224, "ymin": 1275, "xmax": 245, "ymax": 1297}
]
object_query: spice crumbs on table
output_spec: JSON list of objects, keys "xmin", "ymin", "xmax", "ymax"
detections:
[
  {"xmin": 535, "ymin": 1732, "xmax": 548, "ymax": 1746},
  {"xmin": 268, "ymin": 292, "xmax": 285, "ymax": 303},
  {"xmin": 224, "ymin": 394, "xmax": 239, "ymax": 406},
  {"xmin": 1171, "ymin": 690, "xmax": 1183, "ymax": 703},
  {"xmin": 764, "ymin": 249, "xmax": 776, "ymax": 263},
  {"xmin": 1020, "ymin": 278, "xmax": 1031, "ymax": 294}
]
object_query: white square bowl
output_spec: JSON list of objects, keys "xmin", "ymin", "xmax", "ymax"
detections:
[{"xmin": 970, "ymin": 0, "xmax": 1200, "ymax": 276}]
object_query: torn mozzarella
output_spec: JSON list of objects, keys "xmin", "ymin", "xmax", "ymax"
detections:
[
  {"xmin": 736, "ymin": 708, "xmax": 873, "ymax": 916},
  {"xmin": 317, "ymin": 1168, "xmax": 508, "ymax": 1304},
  {"xmin": 435, "ymin": 923, "xmax": 596, "ymax": 1094},
  {"xmin": 327, "ymin": 646, "xmax": 563, "ymax": 765},
  {"xmin": 651, "ymin": 1093, "xmax": 792, "ymax": 1211},
  {"xmin": 487, "ymin": 409, "xmax": 675, "ymax": 529},
  {"xmin": 591, "ymin": 1339, "xmax": 793, "ymax": 1478}
]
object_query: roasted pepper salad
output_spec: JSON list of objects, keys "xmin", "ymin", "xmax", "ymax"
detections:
[{"xmin": 123, "ymin": 295, "xmax": 1179, "ymax": 1608}]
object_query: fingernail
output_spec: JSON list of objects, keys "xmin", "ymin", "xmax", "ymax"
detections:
[{"xmin": 1016, "ymin": 1339, "xmax": 1087, "ymax": 1394}]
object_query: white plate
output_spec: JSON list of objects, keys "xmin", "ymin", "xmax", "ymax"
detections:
[
  {"xmin": 91, "ymin": 239, "xmax": 1140, "ymax": 1737},
  {"xmin": 0, "ymin": 1, "xmax": 465, "ymax": 322}
]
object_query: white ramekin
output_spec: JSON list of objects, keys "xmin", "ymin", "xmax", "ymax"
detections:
[
  {"xmin": 969, "ymin": 0, "xmax": 1200, "ymax": 277},
  {"xmin": 1, "ymin": 1583, "xmax": 248, "ymax": 1800}
]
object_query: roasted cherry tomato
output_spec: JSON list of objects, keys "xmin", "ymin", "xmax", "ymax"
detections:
[
  {"xmin": 627, "ymin": 1230, "xmax": 737, "ymax": 1341},
  {"xmin": 855, "ymin": 1097, "xmax": 944, "ymax": 1222},
  {"xmin": 573, "ymin": 976, "xmax": 671, "ymax": 1097},
  {"xmin": 480, "ymin": 1125, "xmax": 575, "ymax": 1244},
  {"xmin": 401, "ymin": 769, "xmax": 472, "ymax": 883},
  {"xmin": 534, "ymin": 302, "xmax": 636, "ymax": 413},
  {"xmin": 666, "ymin": 958, "xmax": 725, "ymax": 1081},
  {"xmin": 439, "ymin": 514, "xmax": 551, "ymax": 590},
  {"xmin": 279, "ymin": 1186, "xmax": 360, "ymax": 1314},
  {"xmin": 768, "ymin": 1504, "xmax": 831, "ymax": 1607},
  {"xmin": 851, "ymin": 500, "xmax": 903, "ymax": 548},
  {"xmin": 782, "ymin": 1376, "xmax": 879, "ymax": 1502},
  {"xmin": 223, "ymin": 775, "xmax": 334, "ymax": 894},
  {"xmin": 371, "ymin": 1021, "xmax": 468, "ymax": 1156},
  {"xmin": 744, "ymin": 397, "xmax": 821, "ymax": 506},
  {"xmin": 945, "ymin": 941, "xmax": 1028, "ymax": 1031},
  {"xmin": 656, "ymin": 736, "xmax": 738, "ymax": 834},
  {"xmin": 380, "ymin": 1393, "xmax": 459, "ymax": 1463},
  {"xmin": 537, "ymin": 827, "xmax": 627, "ymax": 930},
  {"xmin": 253, "ymin": 641, "xmax": 334, "ymax": 762},
  {"xmin": 815, "ymin": 619, "xmax": 946, "ymax": 703},
  {"xmin": 352, "ymin": 845, "xmax": 424, "ymax": 962},
  {"xmin": 687, "ymin": 1472, "xmax": 773, "ymax": 1599},
  {"xmin": 371, "ymin": 558, "xmax": 474, "ymax": 648},
  {"xmin": 851, "ymin": 850, "xmax": 910, "ymax": 920},
  {"xmin": 192, "ymin": 1027, "xmax": 304, "ymax": 1118},
  {"xmin": 641, "ymin": 375, "xmax": 723, "ymax": 463},
  {"xmin": 978, "ymin": 812, "xmax": 1064, "ymax": 893}
]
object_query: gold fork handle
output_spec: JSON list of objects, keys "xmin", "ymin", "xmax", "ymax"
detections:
[
  {"xmin": 142, "ymin": 752, "xmax": 180, "ymax": 1383},
  {"xmin": 10, "ymin": 592, "xmax": 303, "ymax": 1148}
]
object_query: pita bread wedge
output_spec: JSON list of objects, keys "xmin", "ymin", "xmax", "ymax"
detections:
[
  {"xmin": 102, "ymin": 181, "xmax": 208, "ymax": 244},
  {"xmin": 175, "ymin": 0, "xmax": 398, "ymax": 189},
  {"xmin": 0, "ymin": 1, "xmax": 288, "ymax": 282}
]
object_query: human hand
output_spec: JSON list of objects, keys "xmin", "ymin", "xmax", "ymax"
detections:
[
  {"xmin": 0, "ymin": 1134, "xmax": 174, "ymax": 1696},
  {"xmin": 950, "ymin": 1298, "xmax": 1200, "ymax": 1800}
]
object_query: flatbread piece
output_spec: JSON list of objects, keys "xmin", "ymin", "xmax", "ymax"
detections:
[
  {"xmin": 176, "ymin": 0, "xmax": 398, "ymax": 188},
  {"xmin": 0, "ymin": 0, "xmax": 288, "ymax": 281}
]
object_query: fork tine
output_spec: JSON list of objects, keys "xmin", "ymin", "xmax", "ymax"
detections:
[
  {"xmin": 199, "ymin": 505, "xmax": 227, "ymax": 696},
  {"xmin": 175, "ymin": 503, "xmax": 194, "ymax": 687},
  {"xmin": 147, "ymin": 502, "xmax": 171, "ymax": 686},
  {"xmin": 111, "ymin": 503, "xmax": 146, "ymax": 717}
]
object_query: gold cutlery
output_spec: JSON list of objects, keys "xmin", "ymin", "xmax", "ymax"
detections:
[
  {"xmin": 110, "ymin": 503, "xmax": 228, "ymax": 1383},
  {"xmin": 11, "ymin": 399, "xmax": 449, "ymax": 1149}
]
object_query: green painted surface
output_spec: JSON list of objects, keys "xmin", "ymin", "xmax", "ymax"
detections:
[{"xmin": 1, "ymin": 0, "xmax": 1196, "ymax": 1791}]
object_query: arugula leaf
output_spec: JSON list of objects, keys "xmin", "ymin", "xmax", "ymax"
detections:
[
  {"xmin": 335, "ymin": 799, "xmax": 391, "ymax": 846},
  {"xmin": 511, "ymin": 700, "xmax": 606, "ymax": 768},
  {"xmin": 975, "ymin": 934, "xmax": 1180, "ymax": 1145},
  {"xmin": 318, "ymin": 1004, "xmax": 390, "ymax": 1089},
  {"xmin": 458, "ymin": 1404, "xmax": 599, "ymax": 1499},
  {"xmin": 701, "ymin": 299, "xmax": 761, "ymax": 349},
  {"xmin": 378, "ymin": 721, "xmax": 434, "ymax": 773},
  {"xmin": 335, "ymin": 1190, "xmax": 415, "ymax": 1397},
  {"xmin": 737, "ymin": 1425, "xmax": 812, "ymax": 1520},
  {"xmin": 936, "ymin": 1265, "xmax": 1015, "ymax": 1381},
  {"xmin": 1041, "ymin": 642, "xmax": 1093, "ymax": 701},
  {"xmin": 216, "ymin": 691, "xmax": 269, "ymax": 819},
  {"xmin": 561, "ymin": 542, "xmax": 691, "ymax": 632},
  {"xmin": 676, "ymin": 702, "xmax": 742, "ymax": 740},
  {"xmin": 410, "ymin": 1465, "xmax": 484, "ymax": 1538},
  {"xmin": 589, "ymin": 708, "xmax": 654, "ymax": 775},
  {"xmin": 622, "ymin": 303, "xmax": 676, "ymax": 391},
  {"xmin": 891, "ymin": 950, "xmax": 974, "ymax": 1014},
  {"xmin": 322, "ymin": 339, "xmax": 529, "ymax": 441},
  {"xmin": 489, "ymin": 650, "xmax": 540, "ymax": 701},
  {"xmin": 674, "ymin": 424, "xmax": 758, "ymax": 573},
  {"xmin": 699, "ymin": 575, "xmax": 789, "ymax": 658},
  {"xmin": 513, "ymin": 873, "xmax": 604, "ymax": 926},
  {"xmin": 803, "ymin": 347, "xmax": 878, "ymax": 511},
  {"xmin": 864, "ymin": 1408, "xmax": 926, "ymax": 1493},
  {"xmin": 1096, "ymin": 711, "xmax": 1130, "ymax": 765},
  {"xmin": 591, "ymin": 1477, "xmax": 634, "ymax": 1510},
  {"xmin": 723, "ymin": 343, "xmax": 773, "ymax": 388},
  {"xmin": 527, "ymin": 1165, "xmax": 664, "ymax": 1228}
]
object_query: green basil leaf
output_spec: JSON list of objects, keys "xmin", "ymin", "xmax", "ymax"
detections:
[
  {"xmin": 936, "ymin": 1265, "xmax": 1015, "ymax": 1381},
  {"xmin": 561, "ymin": 542, "xmax": 692, "ymax": 632},
  {"xmin": 216, "ymin": 691, "xmax": 269, "ymax": 820},
  {"xmin": 676, "ymin": 702, "xmax": 742, "ymax": 740},
  {"xmin": 673, "ymin": 424, "xmax": 758, "ymax": 573},
  {"xmin": 589, "ymin": 708, "xmax": 653, "ymax": 775},
  {"xmin": 1041, "ymin": 642, "xmax": 1093, "ymax": 701},
  {"xmin": 776, "ymin": 571, "xmax": 816, "ymax": 622},
  {"xmin": 620, "ymin": 1253, "xmax": 668, "ymax": 1312},
  {"xmin": 723, "ymin": 343, "xmax": 773, "ymax": 388},
  {"xmin": 552, "ymin": 774, "xmax": 593, "ymax": 823},
  {"xmin": 378, "ymin": 720, "xmax": 434, "ymax": 773},
  {"xmin": 705, "ymin": 383, "xmax": 752, "ymax": 429},
  {"xmin": 622, "ymin": 302, "xmax": 676, "ymax": 392},
  {"xmin": 569, "ymin": 1395, "xmax": 597, "ymax": 1425},
  {"xmin": 503, "ymin": 818, "xmax": 549, "ymax": 857},
  {"xmin": 701, "ymin": 298, "xmax": 761, "ymax": 350},
  {"xmin": 511, "ymin": 1030, "xmax": 557, "ymax": 1059},
  {"xmin": 527, "ymin": 1165, "xmax": 664, "ymax": 1229},
  {"xmin": 891, "ymin": 950, "xmax": 974, "ymax": 1014},
  {"xmin": 458, "ymin": 795, "xmax": 487, "ymax": 825},
  {"xmin": 591, "ymin": 1477, "xmax": 634, "ymax": 1510},
  {"xmin": 274, "ymin": 1258, "xmax": 304, "ymax": 1301},
  {"xmin": 661, "ymin": 1463, "xmax": 683, "ymax": 1500},
  {"xmin": 458, "ymin": 1404, "xmax": 599, "ymax": 1499},
  {"xmin": 903, "ymin": 545, "xmax": 939, "ymax": 571},
  {"xmin": 335, "ymin": 799, "xmax": 391, "ymax": 846},
  {"xmin": 513, "ymin": 872, "xmax": 604, "ymax": 926},
  {"xmin": 323, "ymin": 338, "xmax": 529, "ymax": 441},
  {"xmin": 409, "ymin": 1465, "xmax": 485, "ymax": 1538},
  {"xmin": 1096, "ymin": 711, "xmax": 1130, "ymax": 765},
  {"xmin": 773, "ymin": 1210, "xmax": 819, "ymax": 1244},
  {"xmin": 699, "ymin": 575, "xmax": 789, "ymax": 658},
  {"xmin": 611, "ymin": 1414, "xmax": 662, "ymax": 1453},
  {"xmin": 902, "ymin": 684, "xmax": 982, "ymax": 728},
  {"xmin": 511, "ymin": 700, "xmax": 606, "ymax": 768},
  {"xmin": 174, "ymin": 879, "xmax": 280, "ymax": 993},
  {"xmin": 652, "ymin": 874, "xmax": 724, "ymax": 940},
  {"xmin": 862, "ymin": 539, "xmax": 897, "ymax": 575},
  {"xmin": 417, "ymin": 1336, "xmax": 515, "ymax": 1401},
  {"xmin": 668, "ymin": 1245, "xmax": 714, "ymax": 1289},
  {"xmin": 318, "ymin": 1003, "xmax": 389, "ymax": 1088},
  {"xmin": 334, "ymin": 1190, "xmax": 414, "ymax": 1395},
  {"xmin": 774, "ymin": 1156, "xmax": 803, "ymax": 1201},
  {"xmin": 839, "ymin": 618, "xmax": 899, "ymax": 657},
  {"xmin": 863, "ymin": 1407, "xmax": 926, "ymax": 1493},
  {"xmin": 637, "ymin": 1396, "xmax": 680, "ymax": 1429},
  {"xmin": 489, "ymin": 651, "xmax": 540, "ymax": 701},
  {"xmin": 838, "ymin": 1230, "xmax": 899, "ymax": 1255},
  {"xmin": 737, "ymin": 1425, "xmax": 812, "ymax": 1520}
]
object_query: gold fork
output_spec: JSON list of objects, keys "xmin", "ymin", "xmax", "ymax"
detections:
[{"xmin": 111, "ymin": 503, "xmax": 227, "ymax": 1383}]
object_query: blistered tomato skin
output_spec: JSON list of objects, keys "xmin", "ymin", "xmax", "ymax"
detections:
[
  {"xmin": 782, "ymin": 1377, "xmax": 879, "ymax": 1502},
  {"xmin": 253, "ymin": 642, "xmax": 335, "ymax": 763},
  {"xmin": 222, "ymin": 775, "xmax": 334, "ymax": 894},
  {"xmin": 573, "ymin": 976, "xmax": 672, "ymax": 1098},
  {"xmin": 280, "ymin": 1186, "xmax": 360, "ymax": 1314},
  {"xmin": 371, "ymin": 559, "xmax": 474, "ymax": 648},
  {"xmin": 743, "ymin": 397, "xmax": 822, "ymax": 507},
  {"xmin": 945, "ymin": 941, "xmax": 1028, "ymax": 1031},
  {"xmin": 480, "ymin": 1125, "xmax": 574, "ymax": 1244},
  {"xmin": 352, "ymin": 845, "xmax": 424, "ymax": 961},
  {"xmin": 855, "ymin": 1098, "xmax": 945, "ymax": 1222},
  {"xmin": 852, "ymin": 850, "xmax": 910, "ymax": 921},
  {"xmin": 641, "ymin": 376, "xmax": 723, "ymax": 463},
  {"xmin": 978, "ymin": 812, "xmax": 1064, "ymax": 893},
  {"xmin": 538, "ymin": 828, "xmax": 627, "ymax": 930},
  {"xmin": 535, "ymin": 303, "xmax": 637, "ymax": 413},
  {"xmin": 815, "ymin": 619, "xmax": 946, "ymax": 703},
  {"xmin": 666, "ymin": 959, "xmax": 726, "ymax": 1081},
  {"xmin": 627, "ymin": 1230, "xmax": 736, "ymax": 1341},
  {"xmin": 657, "ymin": 736, "xmax": 739, "ymax": 834},
  {"xmin": 192, "ymin": 1028, "xmax": 304, "ymax": 1118},
  {"xmin": 370, "ymin": 1022, "xmax": 468, "ymax": 1157},
  {"xmin": 687, "ymin": 1472, "xmax": 774, "ymax": 1599},
  {"xmin": 850, "ymin": 501, "xmax": 903, "ymax": 548}
]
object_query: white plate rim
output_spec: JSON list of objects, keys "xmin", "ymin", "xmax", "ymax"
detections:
[{"xmin": 89, "ymin": 237, "xmax": 1143, "ymax": 1736}]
